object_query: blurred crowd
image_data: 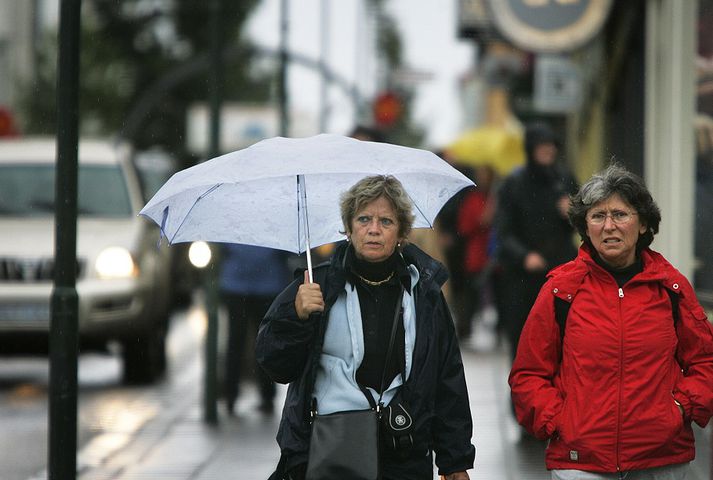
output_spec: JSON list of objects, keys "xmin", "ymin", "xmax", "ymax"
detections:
[{"xmin": 422, "ymin": 120, "xmax": 578, "ymax": 358}]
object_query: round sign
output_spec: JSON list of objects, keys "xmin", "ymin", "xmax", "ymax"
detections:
[{"xmin": 487, "ymin": 0, "xmax": 613, "ymax": 53}]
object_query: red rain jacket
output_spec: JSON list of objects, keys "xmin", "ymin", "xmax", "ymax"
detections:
[
  {"xmin": 509, "ymin": 245, "xmax": 713, "ymax": 472},
  {"xmin": 457, "ymin": 189, "xmax": 491, "ymax": 274}
]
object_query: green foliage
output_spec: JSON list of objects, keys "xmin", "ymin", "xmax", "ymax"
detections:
[
  {"xmin": 17, "ymin": 0, "xmax": 425, "ymax": 152},
  {"xmin": 17, "ymin": 32, "xmax": 57, "ymax": 134},
  {"xmin": 376, "ymin": 13, "xmax": 402, "ymax": 70},
  {"xmin": 363, "ymin": 0, "xmax": 423, "ymax": 148},
  {"xmin": 18, "ymin": 0, "xmax": 271, "ymax": 156}
]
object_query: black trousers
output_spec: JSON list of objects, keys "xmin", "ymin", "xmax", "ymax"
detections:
[{"xmin": 222, "ymin": 293, "xmax": 276, "ymax": 406}]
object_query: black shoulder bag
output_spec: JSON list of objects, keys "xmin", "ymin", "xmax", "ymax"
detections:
[{"xmin": 305, "ymin": 286, "xmax": 404, "ymax": 480}]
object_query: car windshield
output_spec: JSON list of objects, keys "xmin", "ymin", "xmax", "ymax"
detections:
[
  {"xmin": 135, "ymin": 165, "xmax": 173, "ymax": 202},
  {"xmin": 0, "ymin": 164, "xmax": 132, "ymax": 217}
]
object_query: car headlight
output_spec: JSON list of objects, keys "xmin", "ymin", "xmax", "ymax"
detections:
[
  {"xmin": 95, "ymin": 247, "xmax": 137, "ymax": 279},
  {"xmin": 188, "ymin": 241, "xmax": 211, "ymax": 268}
]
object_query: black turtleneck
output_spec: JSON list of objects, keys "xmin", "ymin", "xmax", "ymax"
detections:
[
  {"xmin": 593, "ymin": 252, "xmax": 643, "ymax": 287},
  {"xmin": 345, "ymin": 246, "xmax": 410, "ymax": 393}
]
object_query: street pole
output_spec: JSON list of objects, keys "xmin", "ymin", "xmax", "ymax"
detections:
[
  {"xmin": 203, "ymin": 0, "xmax": 223, "ymax": 425},
  {"xmin": 279, "ymin": 0, "xmax": 289, "ymax": 137},
  {"xmin": 49, "ymin": 0, "xmax": 81, "ymax": 478}
]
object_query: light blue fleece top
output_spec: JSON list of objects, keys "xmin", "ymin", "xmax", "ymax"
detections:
[{"xmin": 313, "ymin": 264, "xmax": 419, "ymax": 415}]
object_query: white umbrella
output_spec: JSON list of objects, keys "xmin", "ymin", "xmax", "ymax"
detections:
[{"xmin": 139, "ymin": 133, "xmax": 474, "ymax": 280}]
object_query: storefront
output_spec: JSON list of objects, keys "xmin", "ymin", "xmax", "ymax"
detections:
[{"xmin": 458, "ymin": 0, "xmax": 712, "ymax": 309}]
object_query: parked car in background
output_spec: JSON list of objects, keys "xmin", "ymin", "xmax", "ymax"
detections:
[
  {"xmin": 133, "ymin": 148, "xmax": 198, "ymax": 309},
  {"xmin": 0, "ymin": 137, "xmax": 172, "ymax": 384}
]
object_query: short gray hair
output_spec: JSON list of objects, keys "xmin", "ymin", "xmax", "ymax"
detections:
[
  {"xmin": 569, "ymin": 163, "xmax": 661, "ymax": 251},
  {"xmin": 340, "ymin": 175, "xmax": 415, "ymax": 239}
]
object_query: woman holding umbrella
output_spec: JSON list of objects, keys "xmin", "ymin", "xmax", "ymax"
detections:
[{"xmin": 256, "ymin": 175, "xmax": 475, "ymax": 480}]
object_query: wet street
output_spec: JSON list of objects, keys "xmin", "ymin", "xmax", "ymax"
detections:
[
  {"xmin": 0, "ymin": 304, "xmax": 205, "ymax": 480},
  {"xmin": 0, "ymin": 301, "xmax": 710, "ymax": 480}
]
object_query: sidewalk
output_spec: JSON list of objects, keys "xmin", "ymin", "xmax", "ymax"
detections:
[
  {"xmin": 77, "ymin": 330, "xmax": 711, "ymax": 480},
  {"xmin": 76, "ymin": 338, "xmax": 547, "ymax": 480}
]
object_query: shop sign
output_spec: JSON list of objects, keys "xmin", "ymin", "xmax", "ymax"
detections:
[
  {"xmin": 533, "ymin": 55, "xmax": 582, "ymax": 113},
  {"xmin": 487, "ymin": 0, "xmax": 613, "ymax": 53}
]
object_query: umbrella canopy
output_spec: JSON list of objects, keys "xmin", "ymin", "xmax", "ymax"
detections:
[
  {"xmin": 446, "ymin": 125, "xmax": 525, "ymax": 177},
  {"xmin": 140, "ymin": 133, "xmax": 474, "ymax": 260}
]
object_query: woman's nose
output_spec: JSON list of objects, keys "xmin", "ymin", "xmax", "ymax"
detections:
[{"xmin": 603, "ymin": 216, "xmax": 617, "ymax": 229}]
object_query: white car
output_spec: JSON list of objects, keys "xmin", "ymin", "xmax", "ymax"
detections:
[{"xmin": 0, "ymin": 137, "xmax": 173, "ymax": 384}]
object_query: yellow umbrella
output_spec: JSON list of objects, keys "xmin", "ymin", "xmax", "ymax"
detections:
[{"xmin": 446, "ymin": 125, "xmax": 525, "ymax": 177}]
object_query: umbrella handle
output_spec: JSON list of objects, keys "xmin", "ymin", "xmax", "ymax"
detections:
[
  {"xmin": 298, "ymin": 174, "xmax": 314, "ymax": 283},
  {"xmin": 306, "ymin": 244, "xmax": 313, "ymax": 283}
]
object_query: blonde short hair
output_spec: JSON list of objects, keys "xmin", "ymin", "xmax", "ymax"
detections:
[{"xmin": 339, "ymin": 175, "xmax": 414, "ymax": 239}]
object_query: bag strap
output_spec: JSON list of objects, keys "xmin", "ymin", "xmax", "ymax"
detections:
[
  {"xmin": 554, "ymin": 296, "xmax": 570, "ymax": 345},
  {"xmin": 667, "ymin": 288, "xmax": 680, "ymax": 326},
  {"xmin": 319, "ymin": 284, "xmax": 404, "ymax": 415}
]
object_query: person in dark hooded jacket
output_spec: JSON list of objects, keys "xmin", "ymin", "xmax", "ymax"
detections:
[
  {"xmin": 256, "ymin": 175, "xmax": 475, "ymax": 480},
  {"xmin": 494, "ymin": 122, "xmax": 579, "ymax": 362}
]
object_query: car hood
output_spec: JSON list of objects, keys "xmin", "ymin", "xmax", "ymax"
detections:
[{"xmin": 0, "ymin": 217, "xmax": 145, "ymax": 258}]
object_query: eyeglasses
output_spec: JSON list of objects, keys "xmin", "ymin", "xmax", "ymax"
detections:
[{"xmin": 586, "ymin": 210, "xmax": 637, "ymax": 225}]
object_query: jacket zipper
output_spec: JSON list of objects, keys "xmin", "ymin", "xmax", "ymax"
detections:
[{"xmin": 616, "ymin": 286, "xmax": 624, "ymax": 471}]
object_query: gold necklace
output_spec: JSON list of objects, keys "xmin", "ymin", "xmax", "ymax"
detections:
[{"xmin": 355, "ymin": 271, "xmax": 394, "ymax": 286}]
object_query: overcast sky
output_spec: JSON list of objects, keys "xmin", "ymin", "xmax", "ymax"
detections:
[{"xmin": 246, "ymin": 0, "xmax": 475, "ymax": 149}]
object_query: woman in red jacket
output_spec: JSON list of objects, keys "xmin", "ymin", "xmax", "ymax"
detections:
[{"xmin": 509, "ymin": 163, "xmax": 713, "ymax": 479}]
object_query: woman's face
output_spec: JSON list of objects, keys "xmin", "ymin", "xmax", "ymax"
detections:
[
  {"xmin": 586, "ymin": 193, "xmax": 647, "ymax": 269},
  {"xmin": 533, "ymin": 142, "xmax": 557, "ymax": 166},
  {"xmin": 349, "ymin": 196, "xmax": 402, "ymax": 263}
]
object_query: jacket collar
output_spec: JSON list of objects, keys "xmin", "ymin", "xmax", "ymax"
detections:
[
  {"xmin": 328, "ymin": 240, "xmax": 449, "ymax": 290},
  {"xmin": 548, "ymin": 244, "xmax": 686, "ymax": 301}
]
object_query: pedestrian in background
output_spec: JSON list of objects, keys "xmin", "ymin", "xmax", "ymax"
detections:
[
  {"xmin": 349, "ymin": 124, "xmax": 386, "ymax": 143},
  {"xmin": 510, "ymin": 163, "xmax": 713, "ymax": 479},
  {"xmin": 433, "ymin": 150, "xmax": 475, "ymax": 332},
  {"xmin": 219, "ymin": 243, "xmax": 291, "ymax": 416},
  {"xmin": 455, "ymin": 164, "xmax": 497, "ymax": 344},
  {"xmin": 494, "ymin": 122, "xmax": 579, "ymax": 361}
]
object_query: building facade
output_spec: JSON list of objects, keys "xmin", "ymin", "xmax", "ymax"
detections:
[{"xmin": 458, "ymin": 0, "xmax": 712, "ymax": 309}]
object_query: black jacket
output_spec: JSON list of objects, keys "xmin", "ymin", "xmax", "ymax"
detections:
[
  {"xmin": 496, "ymin": 122, "xmax": 578, "ymax": 273},
  {"xmin": 256, "ymin": 242, "xmax": 475, "ymax": 479},
  {"xmin": 495, "ymin": 163, "xmax": 578, "ymax": 271}
]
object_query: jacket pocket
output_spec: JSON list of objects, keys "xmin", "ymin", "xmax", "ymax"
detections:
[
  {"xmin": 638, "ymin": 394, "xmax": 685, "ymax": 458},
  {"xmin": 663, "ymin": 397, "xmax": 684, "ymax": 442},
  {"xmin": 553, "ymin": 393, "xmax": 574, "ymax": 445},
  {"xmin": 547, "ymin": 394, "xmax": 579, "ymax": 462}
]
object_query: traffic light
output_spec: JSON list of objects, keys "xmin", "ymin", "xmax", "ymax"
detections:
[
  {"xmin": 372, "ymin": 91, "xmax": 402, "ymax": 129},
  {"xmin": 0, "ymin": 107, "xmax": 19, "ymax": 137}
]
